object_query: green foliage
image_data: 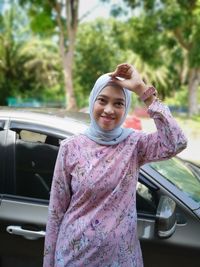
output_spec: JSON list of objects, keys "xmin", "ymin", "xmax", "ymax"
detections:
[
  {"xmin": 110, "ymin": 18, "xmax": 173, "ymax": 97},
  {"xmin": 122, "ymin": 0, "xmax": 140, "ymax": 9},
  {"xmin": 165, "ymin": 85, "xmax": 188, "ymax": 107},
  {"xmin": 165, "ymin": 85, "xmax": 200, "ymax": 114},
  {"xmin": 118, "ymin": 0, "xmax": 200, "ymax": 115},
  {"xmin": 0, "ymin": 3, "xmax": 64, "ymax": 105},
  {"xmin": 74, "ymin": 19, "xmax": 126, "ymax": 108},
  {"xmin": 41, "ymin": 84, "xmax": 65, "ymax": 102},
  {"xmin": 30, "ymin": 11, "xmax": 56, "ymax": 36},
  {"xmin": 123, "ymin": 0, "xmax": 200, "ymax": 69},
  {"xmin": 74, "ymin": 17, "xmax": 175, "ymax": 108},
  {"xmin": 19, "ymin": 0, "xmax": 57, "ymax": 37},
  {"xmin": 127, "ymin": 15, "xmax": 164, "ymax": 66},
  {"xmin": 1, "ymin": 0, "xmax": 199, "ymax": 113},
  {"xmin": 110, "ymin": 4, "xmax": 128, "ymax": 17}
]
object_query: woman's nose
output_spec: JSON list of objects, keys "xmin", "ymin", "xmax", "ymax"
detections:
[{"xmin": 104, "ymin": 104, "xmax": 114, "ymax": 114}]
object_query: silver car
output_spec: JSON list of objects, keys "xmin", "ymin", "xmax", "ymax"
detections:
[{"xmin": 0, "ymin": 109, "xmax": 200, "ymax": 267}]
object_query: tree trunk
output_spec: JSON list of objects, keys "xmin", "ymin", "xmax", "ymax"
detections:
[
  {"xmin": 54, "ymin": 0, "xmax": 79, "ymax": 111},
  {"xmin": 64, "ymin": 49, "xmax": 78, "ymax": 111},
  {"xmin": 63, "ymin": 31, "xmax": 77, "ymax": 111},
  {"xmin": 64, "ymin": 0, "xmax": 79, "ymax": 111},
  {"xmin": 188, "ymin": 68, "xmax": 200, "ymax": 116},
  {"xmin": 64, "ymin": 30, "xmax": 77, "ymax": 111}
]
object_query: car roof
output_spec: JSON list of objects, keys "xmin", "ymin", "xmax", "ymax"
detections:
[{"xmin": 0, "ymin": 108, "xmax": 89, "ymax": 135}]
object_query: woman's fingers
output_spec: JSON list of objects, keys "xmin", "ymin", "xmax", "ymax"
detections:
[
  {"xmin": 111, "ymin": 63, "xmax": 134, "ymax": 79},
  {"xmin": 109, "ymin": 77, "xmax": 125, "ymax": 88}
]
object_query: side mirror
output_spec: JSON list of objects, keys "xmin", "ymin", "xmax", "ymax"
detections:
[{"xmin": 156, "ymin": 196, "xmax": 177, "ymax": 238}]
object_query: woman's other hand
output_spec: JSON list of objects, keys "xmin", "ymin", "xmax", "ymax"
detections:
[{"xmin": 109, "ymin": 63, "xmax": 147, "ymax": 97}]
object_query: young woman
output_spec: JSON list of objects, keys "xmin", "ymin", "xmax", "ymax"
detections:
[{"xmin": 43, "ymin": 63, "xmax": 187, "ymax": 267}]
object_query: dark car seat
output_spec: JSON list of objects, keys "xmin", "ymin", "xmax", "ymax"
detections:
[{"xmin": 15, "ymin": 139, "xmax": 59, "ymax": 199}]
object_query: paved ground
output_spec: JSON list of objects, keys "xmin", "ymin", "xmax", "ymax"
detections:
[{"xmin": 141, "ymin": 118, "xmax": 200, "ymax": 164}]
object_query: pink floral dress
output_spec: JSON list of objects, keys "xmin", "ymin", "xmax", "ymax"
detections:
[{"xmin": 43, "ymin": 100, "xmax": 187, "ymax": 267}]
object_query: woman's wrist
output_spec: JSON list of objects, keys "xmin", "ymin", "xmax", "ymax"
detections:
[
  {"xmin": 139, "ymin": 86, "xmax": 158, "ymax": 107},
  {"xmin": 140, "ymin": 86, "xmax": 157, "ymax": 101}
]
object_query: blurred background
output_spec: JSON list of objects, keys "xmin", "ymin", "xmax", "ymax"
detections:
[{"xmin": 0, "ymin": 0, "xmax": 200, "ymax": 162}]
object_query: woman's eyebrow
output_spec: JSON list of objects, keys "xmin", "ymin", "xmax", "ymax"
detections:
[
  {"xmin": 116, "ymin": 98, "xmax": 125, "ymax": 102},
  {"xmin": 98, "ymin": 94, "xmax": 125, "ymax": 102}
]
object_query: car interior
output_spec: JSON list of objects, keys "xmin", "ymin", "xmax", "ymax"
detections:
[
  {"xmin": 14, "ymin": 130, "xmax": 60, "ymax": 200},
  {"xmin": 15, "ymin": 139, "xmax": 59, "ymax": 199}
]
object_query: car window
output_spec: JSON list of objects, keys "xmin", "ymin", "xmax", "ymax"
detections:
[
  {"xmin": 136, "ymin": 180, "xmax": 158, "ymax": 215},
  {"xmin": 14, "ymin": 129, "xmax": 61, "ymax": 200},
  {"xmin": 150, "ymin": 158, "xmax": 200, "ymax": 203},
  {"xmin": 19, "ymin": 130, "xmax": 47, "ymax": 143}
]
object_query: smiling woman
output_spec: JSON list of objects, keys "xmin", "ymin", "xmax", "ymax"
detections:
[
  {"xmin": 85, "ymin": 73, "xmax": 132, "ymax": 144},
  {"xmin": 43, "ymin": 63, "xmax": 187, "ymax": 267},
  {"xmin": 93, "ymin": 85, "xmax": 126, "ymax": 130}
]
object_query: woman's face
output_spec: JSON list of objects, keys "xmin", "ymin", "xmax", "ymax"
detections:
[{"xmin": 93, "ymin": 85, "xmax": 126, "ymax": 131}]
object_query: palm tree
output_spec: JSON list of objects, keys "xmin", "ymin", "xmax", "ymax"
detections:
[{"xmin": 0, "ymin": 4, "xmax": 62, "ymax": 105}]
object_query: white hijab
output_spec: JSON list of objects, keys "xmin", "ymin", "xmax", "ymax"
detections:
[{"xmin": 84, "ymin": 73, "xmax": 133, "ymax": 145}]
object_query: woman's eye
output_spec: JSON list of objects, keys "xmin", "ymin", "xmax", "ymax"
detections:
[
  {"xmin": 97, "ymin": 98, "xmax": 106, "ymax": 104},
  {"xmin": 115, "ymin": 102, "xmax": 124, "ymax": 107}
]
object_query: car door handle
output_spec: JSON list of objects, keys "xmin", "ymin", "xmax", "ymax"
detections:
[{"xmin": 6, "ymin": 225, "xmax": 45, "ymax": 240}]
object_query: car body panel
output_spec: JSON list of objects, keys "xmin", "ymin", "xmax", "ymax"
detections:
[
  {"xmin": 0, "ymin": 108, "xmax": 200, "ymax": 267},
  {"xmin": 0, "ymin": 109, "xmax": 88, "ymax": 135}
]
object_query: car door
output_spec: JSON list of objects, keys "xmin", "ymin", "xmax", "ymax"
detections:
[
  {"xmin": 0, "ymin": 122, "xmax": 66, "ymax": 267},
  {"xmin": 137, "ymin": 170, "xmax": 200, "ymax": 267}
]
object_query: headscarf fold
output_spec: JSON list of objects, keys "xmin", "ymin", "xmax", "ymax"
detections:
[{"xmin": 84, "ymin": 73, "xmax": 133, "ymax": 145}]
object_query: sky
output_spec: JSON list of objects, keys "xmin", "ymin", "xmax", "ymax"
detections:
[
  {"xmin": 79, "ymin": 0, "xmax": 127, "ymax": 21},
  {"xmin": 0, "ymin": 0, "xmax": 128, "ymax": 21}
]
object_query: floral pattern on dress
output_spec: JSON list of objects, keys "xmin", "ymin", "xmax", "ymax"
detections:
[{"xmin": 43, "ymin": 99, "xmax": 187, "ymax": 267}]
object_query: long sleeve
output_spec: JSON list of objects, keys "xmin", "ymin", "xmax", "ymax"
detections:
[
  {"xmin": 137, "ymin": 99, "xmax": 187, "ymax": 166},
  {"xmin": 43, "ymin": 141, "xmax": 72, "ymax": 267}
]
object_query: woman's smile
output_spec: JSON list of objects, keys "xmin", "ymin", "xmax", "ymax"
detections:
[
  {"xmin": 93, "ymin": 85, "xmax": 125, "ymax": 131},
  {"xmin": 101, "ymin": 115, "xmax": 115, "ymax": 122}
]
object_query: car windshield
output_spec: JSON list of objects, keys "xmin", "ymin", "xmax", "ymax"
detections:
[{"xmin": 150, "ymin": 158, "xmax": 200, "ymax": 204}]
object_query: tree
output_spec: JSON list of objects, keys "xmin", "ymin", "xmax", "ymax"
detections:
[
  {"xmin": 0, "ymin": 5, "xmax": 33, "ymax": 104},
  {"xmin": 0, "ymin": 3, "xmax": 62, "ymax": 104},
  {"xmin": 100, "ymin": 0, "xmax": 178, "ymax": 99},
  {"xmin": 19, "ymin": 0, "xmax": 79, "ymax": 110},
  {"xmin": 74, "ymin": 19, "xmax": 126, "ymax": 107},
  {"xmin": 120, "ymin": 0, "xmax": 200, "ymax": 115},
  {"xmin": 110, "ymin": 17, "xmax": 171, "ymax": 98},
  {"xmin": 74, "ymin": 17, "xmax": 170, "ymax": 109}
]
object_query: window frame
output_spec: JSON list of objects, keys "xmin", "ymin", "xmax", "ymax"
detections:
[
  {"xmin": 3, "ymin": 120, "xmax": 69, "ymax": 203},
  {"xmin": 10, "ymin": 121, "xmax": 71, "ymax": 139},
  {"xmin": 136, "ymin": 174, "xmax": 160, "ymax": 217},
  {"xmin": 0, "ymin": 130, "xmax": 7, "ymax": 194}
]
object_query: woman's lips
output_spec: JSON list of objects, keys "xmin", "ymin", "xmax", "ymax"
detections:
[{"xmin": 101, "ymin": 116, "xmax": 114, "ymax": 123}]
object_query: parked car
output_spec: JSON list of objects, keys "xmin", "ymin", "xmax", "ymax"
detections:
[
  {"xmin": 123, "ymin": 114, "xmax": 142, "ymax": 130},
  {"xmin": 181, "ymin": 159, "xmax": 200, "ymax": 181},
  {"xmin": 0, "ymin": 109, "xmax": 200, "ymax": 267}
]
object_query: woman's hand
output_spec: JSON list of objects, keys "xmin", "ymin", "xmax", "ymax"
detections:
[{"xmin": 109, "ymin": 63, "xmax": 147, "ymax": 97}]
